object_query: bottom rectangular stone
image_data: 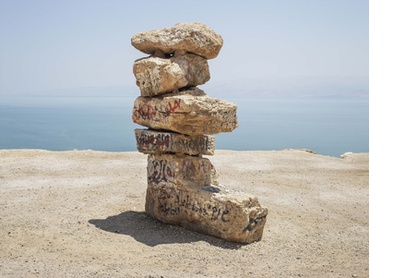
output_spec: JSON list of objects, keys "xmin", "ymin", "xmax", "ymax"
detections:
[{"xmin": 145, "ymin": 183, "xmax": 268, "ymax": 243}]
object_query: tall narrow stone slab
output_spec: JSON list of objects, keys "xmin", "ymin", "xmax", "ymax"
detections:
[
  {"xmin": 145, "ymin": 183, "xmax": 268, "ymax": 243},
  {"xmin": 135, "ymin": 129, "xmax": 215, "ymax": 155},
  {"xmin": 133, "ymin": 54, "xmax": 210, "ymax": 97},
  {"xmin": 132, "ymin": 88, "xmax": 238, "ymax": 135},
  {"xmin": 131, "ymin": 22, "xmax": 223, "ymax": 59},
  {"xmin": 147, "ymin": 153, "xmax": 218, "ymax": 187}
]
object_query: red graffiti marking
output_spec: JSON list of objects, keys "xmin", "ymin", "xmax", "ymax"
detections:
[
  {"xmin": 133, "ymin": 102, "xmax": 156, "ymax": 122},
  {"xmin": 167, "ymin": 99, "xmax": 181, "ymax": 115}
]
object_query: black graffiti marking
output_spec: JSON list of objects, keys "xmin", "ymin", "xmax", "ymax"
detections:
[
  {"xmin": 160, "ymin": 202, "xmax": 181, "ymax": 216},
  {"xmin": 148, "ymin": 159, "xmax": 174, "ymax": 184},
  {"xmin": 243, "ymin": 215, "xmax": 267, "ymax": 232},
  {"xmin": 158, "ymin": 192, "xmax": 230, "ymax": 221},
  {"xmin": 211, "ymin": 206, "xmax": 221, "ymax": 220},
  {"xmin": 221, "ymin": 209, "xmax": 231, "ymax": 222},
  {"xmin": 137, "ymin": 131, "xmax": 171, "ymax": 152},
  {"xmin": 174, "ymin": 136, "xmax": 212, "ymax": 153}
]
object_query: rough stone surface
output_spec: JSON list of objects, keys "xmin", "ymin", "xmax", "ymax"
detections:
[
  {"xmin": 145, "ymin": 182, "xmax": 268, "ymax": 243},
  {"xmin": 135, "ymin": 129, "xmax": 215, "ymax": 156},
  {"xmin": 132, "ymin": 88, "xmax": 238, "ymax": 135},
  {"xmin": 133, "ymin": 54, "xmax": 210, "ymax": 97},
  {"xmin": 131, "ymin": 22, "xmax": 223, "ymax": 59},
  {"xmin": 147, "ymin": 153, "xmax": 218, "ymax": 188},
  {"xmin": 171, "ymin": 54, "xmax": 210, "ymax": 88},
  {"xmin": 130, "ymin": 22, "xmax": 267, "ymax": 244},
  {"xmin": 133, "ymin": 56, "xmax": 186, "ymax": 97}
]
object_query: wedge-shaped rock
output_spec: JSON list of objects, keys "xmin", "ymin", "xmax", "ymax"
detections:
[
  {"xmin": 135, "ymin": 129, "xmax": 215, "ymax": 156},
  {"xmin": 147, "ymin": 153, "xmax": 218, "ymax": 187},
  {"xmin": 131, "ymin": 22, "xmax": 223, "ymax": 59},
  {"xmin": 133, "ymin": 54, "xmax": 210, "ymax": 97},
  {"xmin": 132, "ymin": 88, "xmax": 238, "ymax": 135},
  {"xmin": 145, "ymin": 182, "xmax": 268, "ymax": 243}
]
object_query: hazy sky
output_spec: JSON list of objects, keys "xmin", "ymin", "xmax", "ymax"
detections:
[{"xmin": 0, "ymin": 0, "xmax": 368, "ymax": 95}]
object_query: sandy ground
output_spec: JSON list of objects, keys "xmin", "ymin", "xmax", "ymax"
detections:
[{"xmin": 0, "ymin": 149, "xmax": 368, "ymax": 277}]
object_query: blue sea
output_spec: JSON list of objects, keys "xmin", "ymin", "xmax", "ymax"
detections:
[{"xmin": 0, "ymin": 95, "xmax": 368, "ymax": 157}]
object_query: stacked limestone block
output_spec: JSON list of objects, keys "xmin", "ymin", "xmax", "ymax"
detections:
[{"xmin": 131, "ymin": 22, "xmax": 268, "ymax": 243}]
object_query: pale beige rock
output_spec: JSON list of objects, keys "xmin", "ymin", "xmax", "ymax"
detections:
[
  {"xmin": 147, "ymin": 153, "xmax": 218, "ymax": 187},
  {"xmin": 133, "ymin": 54, "xmax": 210, "ymax": 97},
  {"xmin": 145, "ymin": 182, "xmax": 268, "ymax": 243},
  {"xmin": 171, "ymin": 53, "xmax": 210, "ymax": 88},
  {"xmin": 132, "ymin": 88, "xmax": 238, "ymax": 135},
  {"xmin": 135, "ymin": 129, "xmax": 215, "ymax": 156},
  {"xmin": 133, "ymin": 57, "xmax": 186, "ymax": 97},
  {"xmin": 131, "ymin": 22, "xmax": 223, "ymax": 59}
]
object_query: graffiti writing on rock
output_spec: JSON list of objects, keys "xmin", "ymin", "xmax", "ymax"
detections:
[
  {"xmin": 167, "ymin": 99, "xmax": 181, "ymax": 116},
  {"xmin": 174, "ymin": 135, "xmax": 213, "ymax": 154},
  {"xmin": 148, "ymin": 159, "xmax": 175, "ymax": 184},
  {"xmin": 158, "ymin": 189, "xmax": 231, "ymax": 222},
  {"xmin": 136, "ymin": 131, "xmax": 171, "ymax": 152},
  {"xmin": 133, "ymin": 102, "xmax": 156, "ymax": 121},
  {"xmin": 133, "ymin": 98, "xmax": 182, "ymax": 123}
]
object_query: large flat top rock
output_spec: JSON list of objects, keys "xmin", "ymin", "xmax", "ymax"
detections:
[{"xmin": 131, "ymin": 22, "xmax": 223, "ymax": 59}]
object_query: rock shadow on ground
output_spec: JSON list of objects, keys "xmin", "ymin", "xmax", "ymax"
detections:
[{"xmin": 89, "ymin": 211, "xmax": 244, "ymax": 249}]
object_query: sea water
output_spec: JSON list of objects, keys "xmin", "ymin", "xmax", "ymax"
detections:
[{"xmin": 0, "ymin": 96, "xmax": 368, "ymax": 157}]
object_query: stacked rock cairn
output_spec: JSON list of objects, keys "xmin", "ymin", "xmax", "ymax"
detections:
[{"xmin": 131, "ymin": 22, "xmax": 268, "ymax": 243}]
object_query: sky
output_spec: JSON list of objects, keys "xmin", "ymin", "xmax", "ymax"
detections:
[{"xmin": 0, "ymin": 0, "xmax": 369, "ymax": 97}]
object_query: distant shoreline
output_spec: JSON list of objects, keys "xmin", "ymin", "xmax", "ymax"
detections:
[
  {"xmin": 0, "ymin": 148, "xmax": 369, "ymax": 158},
  {"xmin": 0, "ymin": 97, "xmax": 369, "ymax": 157}
]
